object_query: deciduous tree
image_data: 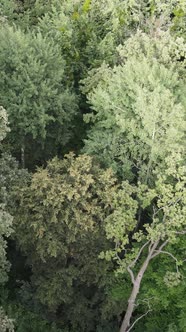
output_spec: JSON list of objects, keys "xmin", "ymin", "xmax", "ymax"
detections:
[
  {"xmin": 82, "ymin": 30, "xmax": 186, "ymax": 331},
  {"xmin": 0, "ymin": 106, "xmax": 13, "ymax": 285},
  {"xmin": 0, "ymin": 25, "xmax": 78, "ymax": 167},
  {"xmin": 82, "ymin": 32, "xmax": 185, "ymax": 184},
  {"xmin": 101, "ymin": 154, "xmax": 186, "ymax": 332},
  {"xmin": 15, "ymin": 153, "xmax": 119, "ymax": 331}
]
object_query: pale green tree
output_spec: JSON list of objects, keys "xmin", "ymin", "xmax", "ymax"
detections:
[
  {"xmin": 82, "ymin": 31, "xmax": 185, "ymax": 184},
  {"xmin": 82, "ymin": 30, "xmax": 186, "ymax": 331}
]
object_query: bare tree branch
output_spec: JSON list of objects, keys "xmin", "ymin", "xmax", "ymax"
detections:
[
  {"xmin": 135, "ymin": 297, "xmax": 155, "ymax": 309},
  {"xmin": 151, "ymin": 250, "xmax": 179, "ymax": 273},
  {"xmin": 126, "ymin": 309, "xmax": 152, "ymax": 332},
  {"xmin": 127, "ymin": 296, "xmax": 153, "ymax": 331},
  {"xmin": 127, "ymin": 266, "xmax": 135, "ymax": 285},
  {"xmin": 175, "ymin": 230, "xmax": 186, "ymax": 235},
  {"xmin": 129, "ymin": 240, "xmax": 150, "ymax": 269},
  {"xmin": 148, "ymin": 241, "xmax": 154, "ymax": 253},
  {"xmin": 150, "ymin": 240, "xmax": 169, "ymax": 259},
  {"xmin": 126, "ymin": 241, "xmax": 152, "ymax": 284},
  {"xmin": 126, "ymin": 241, "xmax": 151, "ymax": 285}
]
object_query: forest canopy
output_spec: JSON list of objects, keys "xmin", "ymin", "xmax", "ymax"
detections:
[{"xmin": 0, "ymin": 1, "xmax": 186, "ymax": 332}]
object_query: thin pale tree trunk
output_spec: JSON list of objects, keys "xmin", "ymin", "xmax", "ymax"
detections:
[{"xmin": 120, "ymin": 241, "xmax": 159, "ymax": 332}]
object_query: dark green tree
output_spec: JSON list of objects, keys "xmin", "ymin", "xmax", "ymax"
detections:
[
  {"xmin": 0, "ymin": 25, "xmax": 78, "ymax": 167},
  {"xmin": 14, "ymin": 153, "xmax": 119, "ymax": 331},
  {"xmin": 0, "ymin": 106, "xmax": 13, "ymax": 285}
]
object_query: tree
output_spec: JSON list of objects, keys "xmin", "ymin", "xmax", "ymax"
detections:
[
  {"xmin": 101, "ymin": 153, "xmax": 186, "ymax": 331},
  {"xmin": 0, "ymin": 0, "xmax": 16, "ymax": 23},
  {"xmin": 0, "ymin": 107, "xmax": 14, "ymax": 332},
  {"xmin": 0, "ymin": 25, "xmax": 78, "ymax": 167},
  {"xmin": 82, "ymin": 30, "xmax": 186, "ymax": 331},
  {"xmin": 14, "ymin": 153, "xmax": 119, "ymax": 331},
  {"xmin": 0, "ymin": 107, "xmax": 30, "ymax": 332},
  {"xmin": 82, "ymin": 31, "xmax": 185, "ymax": 184},
  {"xmin": 0, "ymin": 106, "xmax": 13, "ymax": 285},
  {"xmin": 0, "ymin": 2, "xmax": 185, "ymax": 330},
  {"xmin": 38, "ymin": 0, "xmax": 133, "ymax": 85},
  {"xmin": 0, "ymin": 153, "xmax": 29, "ymax": 214},
  {"xmin": 0, "ymin": 307, "xmax": 14, "ymax": 332}
]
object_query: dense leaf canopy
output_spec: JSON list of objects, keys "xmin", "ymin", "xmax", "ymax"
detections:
[{"xmin": 0, "ymin": 1, "xmax": 186, "ymax": 332}]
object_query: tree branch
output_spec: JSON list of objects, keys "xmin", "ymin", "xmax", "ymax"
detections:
[
  {"xmin": 127, "ymin": 297, "xmax": 153, "ymax": 331},
  {"xmin": 127, "ymin": 266, "xmax": 135, "ymax": 285},
  {"xmin": 151, "ymin": 250, "xmax": 179, "ymax": 273},
  {"xmin": 126, "ymin": 309, "xmax": 152, "ymax": 332},
  {"xmin": 175, "ymin": 230, "xmax": 186, "ymax": 235},
  {"xmin": 153, "ymin": 197, "xmax": 182, "ymax": 218},
  {"xmin": 127, "ymin": 241, "xmax": 151, "ymax": 285},
  {"xmin": 150, "ymin": 240, "xmax": 169, "ymax": 259},
  {"xmin": 148, "ymin": 241, "xmax": 154, "ymax": 253},
  {"xmin": 129, "ymin": 240, "xmax": 150, "ymax": 269}
]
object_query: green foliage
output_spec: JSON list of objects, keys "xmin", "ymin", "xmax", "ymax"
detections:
[
  {"xmin": 0, "ymin": 153, "xmax": 29, "ymax": 210},
  {"xmin": 0, "ymin": 0, "xmax": 16, "ymax": 23},
  {"xmin": 2, "ymin": 302, "xmax": 63, "ymax": 332},
  {"xmin": 0, "ymin": 109, "xmax": 27, "ymax": 332},
  {"xmin": 15, "ymin": 153, "xmax": 118, "ymax": 331},
  {"xmin": 0, "ymin": 307, "xmax": 14, "ymax": 332},
  {"xmin": 0, "ymin": 25, "xmax": 78, "ymax": 165},
  {"xmin": 103, "ymin": 155, "xmax": 185, "ymax": 256},
  {"xmin": 38, "ymin": 0, "xmax": 132, "ymax": 84},
  {"xmin": 82, "ymin": 32, "xmax": 185, "ymax": 183},
  {"xmin": 0, "ymin": 0, "xmax": 56, "ymax": 28},
  {"xmin": 0, "ymin": 206, "xmax": 13, "ymax": 284},
  {"xmin": 82, "ymin": 28, "xmax": 186, "ymax": 331},
  {"xmin": 0, "ymin": 1, "xmax": 186, "ymax": 331},
  {"xmin": 0, "ymin": 107, "xmax": 14, "ymax": 285},
  {"xmin": 0, "ymin": 106, "xmax": 9, "ymax": 143},
  {"xmin": 117, "ymin": 29, "xmax": 186, "ymax": 74},
  {"xmin": 133, "ymin": 244, "xmax": 186, "ymax": 331}
]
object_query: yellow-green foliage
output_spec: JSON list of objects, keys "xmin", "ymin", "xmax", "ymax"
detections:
[
  {"xmin": 82, "ymin": 0, "xmax": 91, "ymax": 13},
  {"xmin": 15, "ymin": 153, "xmax": 119, "ymax": 331}
]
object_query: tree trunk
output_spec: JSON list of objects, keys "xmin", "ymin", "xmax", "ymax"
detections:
[{"xmin": 119, "ymin": 241, "xmax": 159, "ymax": 332}]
